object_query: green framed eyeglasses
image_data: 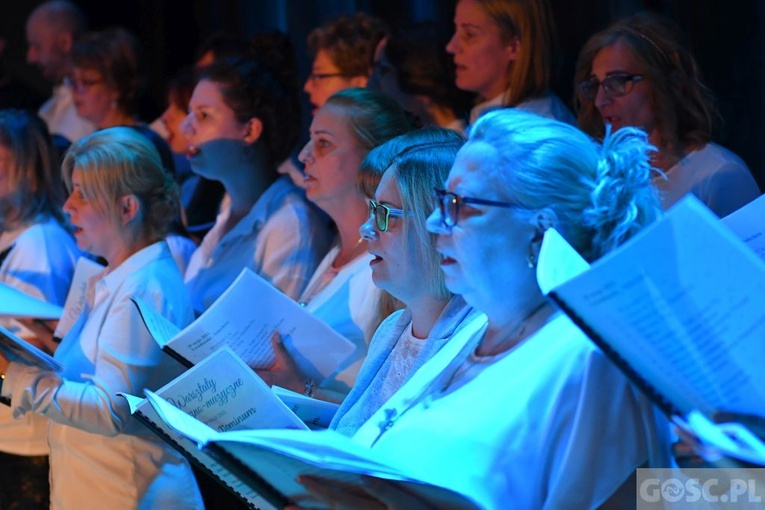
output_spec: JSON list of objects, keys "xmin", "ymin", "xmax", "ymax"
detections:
[{"xmin": 368, "ymin": 199, "xmax": 412, "ymax": 232}]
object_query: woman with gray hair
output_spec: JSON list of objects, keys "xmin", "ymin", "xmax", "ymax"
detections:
[
  {"xmin": 0, "ymin": 127, "xmax": 202, "ymax": 509},
  {"xmin": 296, "ymin": 109, "xmax": 671, "ymax": 509}
]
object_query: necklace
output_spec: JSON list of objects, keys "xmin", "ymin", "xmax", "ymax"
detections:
[{"xmin": 472, "ymin": 300, "xmax": 549, "ymax": 359}]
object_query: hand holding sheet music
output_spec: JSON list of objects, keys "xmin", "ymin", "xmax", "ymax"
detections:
[
  {"xmin": 537, "ymin": 196, "xmax": 765, "ymax": 466},
  {"xmin": 132, "ymin": 269, "xmax": 356, "ymax": 382},
  {"xmin": 0, "ymin": 325, "xmax": 63, "ymax": 372},
  {"xmin": 137, "ymin": 382, "xmax": 480, "ymax": 509}
]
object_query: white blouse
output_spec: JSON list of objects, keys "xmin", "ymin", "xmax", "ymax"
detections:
[{"xmin": 2, "ymin": 241, "xmax": 203, "ymax": 509}]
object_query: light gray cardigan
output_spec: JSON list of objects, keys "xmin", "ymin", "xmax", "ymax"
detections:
[{"xmin": 330, "ymin": 295, "xmax": 482, "ymax": 435}]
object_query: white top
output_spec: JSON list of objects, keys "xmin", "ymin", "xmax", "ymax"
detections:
[
  {"xmin": 377, "ymin": 324, "xmax": 426, "ymax": 405},
  {"xmin": 353, "ymin": 314, "xmax": 671, "ymax": 510},
  {"xmin": 300, "ymin": 245, "xmax": 382, "ymax": 398},
  {"xmin": 184, "ymin": 176, "xmax": 332, "ymax": 313},
  {"xmin": 655, "ymin": 142, "xmax": 761, "ymax": 217},
  {"xmin": 0, "ymin": 216, "xmax": 80, "ymax": 455},
  {"xmin": 470, "ymin": 91, "xmax": 576, "ymax": 125},
  {"xmin": 2, "ymin": 242, "xmax": 203, "ymax": 509},
  {"xmin": 37, "ymin": 83, "xmax": 96, "ymax": 143},
  {"xmin": 331, "ymin": 296, "xmax": 483, "ymax": 435},
  {"xmin": 165, "ymin": 234, "xmax": 198, "ymax": 275}
]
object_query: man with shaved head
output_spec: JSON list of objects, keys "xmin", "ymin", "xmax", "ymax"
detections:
[{"xmin": 26, "ymin": 0, "xmax": 94, "ymax": 142}]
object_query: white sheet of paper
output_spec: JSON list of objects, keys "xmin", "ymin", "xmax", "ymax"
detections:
[
  {"xmin": 0, "ymin": 283, "xmax": 64, "ymax": 319},
  {"xmin": 54, "ymin": 257, "xmax": 103, "ymax": 338},
  {"xmin": 722, "ymin": 194, "xmax": 765, "ymax": 261},
  {"xmin": 551, "ymin": 197, "xmax": 765, "ymax": 417},
  {"xmin": 271, "ymin": 385, "xmax": 339, "ymax": 429},
  {"xmin": 131, "ymin": 297, "xmax": 181, "ymax": 348},
  {"xmin": 157, "ymin": 269, "xmax": 356, "ymax": 379}
]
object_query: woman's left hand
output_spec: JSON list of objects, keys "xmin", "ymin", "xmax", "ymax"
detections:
[
  {"xmin": 286, "ymin": 475, "xmax": 436, "ymax": 510},
  {"xmin": 255, "ymin": 333, "xmax": 305, "ymax": 394}
]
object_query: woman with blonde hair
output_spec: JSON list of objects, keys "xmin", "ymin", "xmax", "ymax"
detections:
[
  {"xmin": 447, "ymin": 0, "xmax": 574, "ymax": 124},
  {"xmin": 0, "ymin": 127, "xmax": 202, "ymax": 509},
  {"xmin": 331, "ymin": 128, "xmax": 486, "ymax": 435}
]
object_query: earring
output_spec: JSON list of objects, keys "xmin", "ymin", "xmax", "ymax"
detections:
[{"xmin": 527, "ymin": 245, "xmax": 537, "ymax": 269}]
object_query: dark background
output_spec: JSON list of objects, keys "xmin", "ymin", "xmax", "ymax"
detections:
[{"xmin": 2, "ymin": 0, "xmax": 763, "ymax": 188}]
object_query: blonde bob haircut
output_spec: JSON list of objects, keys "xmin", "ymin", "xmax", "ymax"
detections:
[
  {"xmin": 62, "ymin": 127, "xmax": 178, "ymax": 244},
  {"xmin": 358, "ymin": 128, "xmax": 465, "ymax": 301}
]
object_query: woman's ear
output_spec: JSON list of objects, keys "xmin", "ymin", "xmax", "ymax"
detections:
[
  {"xmin": 533, "ymin": 208, "xmax": 557, "ymax": 236},
  {"xmin": 529, "ymin": 208, "xmax": 557, "ymax": 260},
  {"xmin": 505, "ymin": 35, "xmax": 521, "ymax": 62},
  {"xmin": 349, "ymin": 75, "xmax": 369, "ymax": 89},
  {"xmin": 119, "ymin": 194, "xmax": 141, "ymax": 225},
  {"xmin": 242, "ymin": 118, "xmax": 263, "ymax": 145}
]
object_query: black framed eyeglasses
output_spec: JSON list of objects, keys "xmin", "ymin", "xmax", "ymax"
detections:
[
  {"xmin": 368, "ymin": 199, "xmax": 412, "ymax": 232},
  {"xmin": 578, "ymin": 73, "xmax": 644, "ymax": 101},
  {"xmin": 307, "ymin": 72, "xmax": 350, "ymax": 84},
  {"xmin": 433, "ymin": 188, "xmax": 521, "ymax": 228}
]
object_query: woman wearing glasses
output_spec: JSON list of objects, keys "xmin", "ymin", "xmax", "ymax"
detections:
[
  {"xmin": 447, "ymin": 0, "xmax": 574, "ymax": 124},
  {"xmin": 296, "ymin": 109, "xmax": 670, "ymax": 509},
  {"xmin": 303, "ymin": 13, "xmax": 388, "ymax": 113},
  {"xmin": 330, "ymin": 128, "xmax": 486, "ymax": 435},
  {"xmin": 575, "ymin": 12, "xmax": 760, "ymax": 216}
]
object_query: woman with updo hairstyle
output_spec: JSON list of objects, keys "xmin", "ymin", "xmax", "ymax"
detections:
[
  {"xmin": 330, "ymin": 128, "xmax": 486, "ymax": 436},
  {"xmin": 0, "ymin": 127, "xmax": 203, "ymax": 509},
  {"xmin": 0, "ymin": 110, "xmax": 80, "ymax": 509},
  {"xmin": 294, "ymin": 109, "xmax": 671, "ymax": 509},
  {"xmin": 575, "ymin": 12, "xmax": 760, "ymax": 216},
  {"xmin": 260, "ymin": 88, "xmax": 412, "ymax": 402},
  {"xmin": 446, "ymin": 0, "xmax": 574, "ymax": 124},
  {"xmin": 181, "ymin": 56, "xmax": 332, "ymax": 314}
]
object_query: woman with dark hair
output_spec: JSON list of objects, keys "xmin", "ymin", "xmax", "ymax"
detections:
[
  {"xmin": 70, "ymin": 27, "xmax": 197, "ymax": 270},
  {"xmin": 70, "ymin": 27, "xmax": 140, "ymax": 128},
  {"xmin": 446, "ymin": 0, "xmax": 574, "ymax": 124},
  {"xmin": 575, "ymin": 12, "xmax": 760, "ymax": 216},
  {"xmin": 0, "ymin": 109, "xmax": 80, "ymax": 509},
  {"xmin": 181, "ymin": 57, "xmax": 332, "ymax": 313},
  {"xmin": 369, "ymin": 22, "xmax": 474, "ymax": 133},
  {"xmin": 303, "ymin": 13, "xmax": 388, "ymax": 112},
  {"xmin": 0, "ymin": 127, "xmax": 202, "ymax": 509},
  {"xmin": 158, "ymin": 68, "xmax": 225, "ymax": 239}
]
